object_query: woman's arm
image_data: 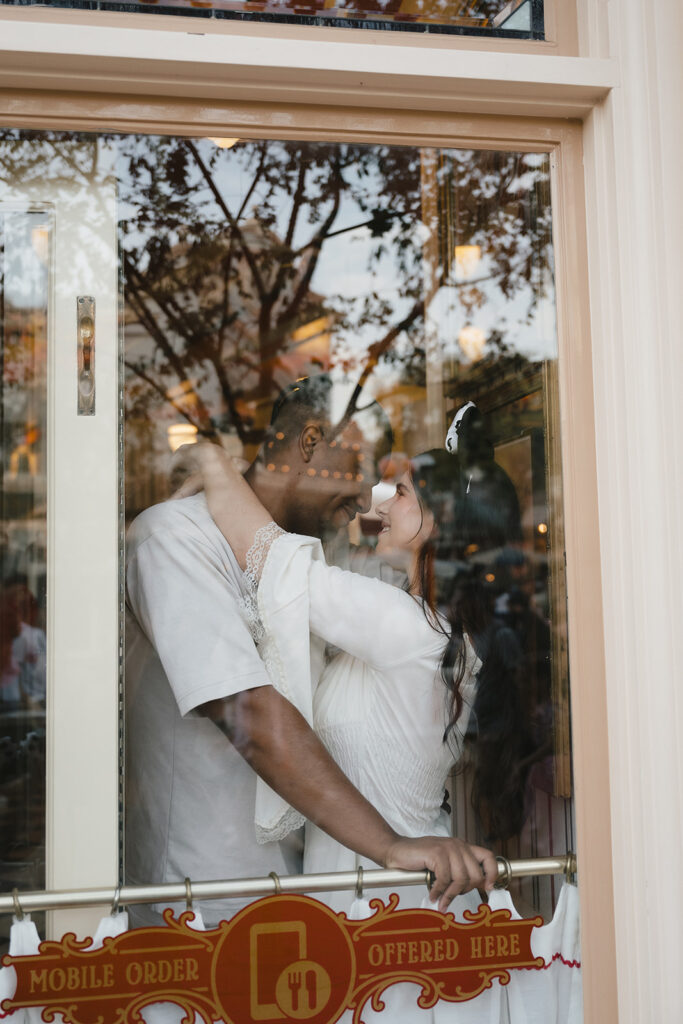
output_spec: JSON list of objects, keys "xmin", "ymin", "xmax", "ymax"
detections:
[
  {"xmin": 302, "ymin": 557, "xmax": 439, "ymax": 668},
  {"xmin": 182, "ymin": 445, "xmax": 437, "ymax": 666},
  {"xmin": 191, "ymin": 443, "xmax": 274, "ymax": 570}
]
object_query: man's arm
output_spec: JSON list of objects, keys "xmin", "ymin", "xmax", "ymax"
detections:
[{"xmin": 200, "ymin": 685, "xmax": 497, "ymax": 910}]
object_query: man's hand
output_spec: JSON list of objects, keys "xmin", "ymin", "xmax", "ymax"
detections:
[
  {"xmin": 383, "ymin": 836, "xmax": 498, "ymax": 912},
  {"xmin": 202, "ymin": 687, "xmax": 499, "ymax": 911}
]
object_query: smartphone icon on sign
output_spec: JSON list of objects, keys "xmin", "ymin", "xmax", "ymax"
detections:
[{"xmin": 250, "ymin": 921, "xmax": 307, "ymax": 1020}]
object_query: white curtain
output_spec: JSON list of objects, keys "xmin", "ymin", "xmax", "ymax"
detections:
[
  {"xmin": 488, "ymin": 883, "xmax": 582, "ymax": 1024},
  {"xmin": 0, "ymin": 915, "xmax": 42, "ymax": 1024}
]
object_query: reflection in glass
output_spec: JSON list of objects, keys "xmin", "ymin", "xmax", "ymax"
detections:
[
  {"xmin": 121, "ymin": 135, "xmax": 567, "ymax": 920},
  {"xmin": 0, "ymin": 208, "xmax": 48, "ymax": 954},
  {"xmin": 0, "ymin": 129, "xmax": 569, "ymax": 934},
  {"xmin": 0, "ymin": 0, "xmax": 544, "ymax": 36}
]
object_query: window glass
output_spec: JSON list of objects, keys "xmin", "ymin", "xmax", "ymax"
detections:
[
  {"xmin": 0, "ymin": 205, "xmax": 49, "ymax": 951},
  {"xmin": 0, "ymin": 129, "xmax": 573, "ymax": 958},
  {"xmin": 0, "ymin": 0, "xmax": 544, "ymax": 37},
  {"xmin": 120, "ymin": 135, "xmax": 569, "ymax": 923}
]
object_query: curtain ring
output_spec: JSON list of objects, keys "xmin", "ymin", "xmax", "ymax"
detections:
[
  {"xmin": 12, "ymin": 888, "xmax": 25, "ymax": 920},
  {"xmin": 184, "ymin": 877, "xmax": 193, "ymax": 911},
  {"xmin": 269, "ymin": 871, "xmax": 282, "ymax": 896},
  {"xmin": 565, "ymin": 851, "xmax": 577, "ymax": 883},
  {"xmin": 495, "ymin": 855, "xmax": 512, "ymax": 889},
  {"xmin": 355, "ymin": 866, "xmax": 364, "ymax": 899},
  {"xmin": 425, "ymin": 869, "xmax": 435, "ymax": 892},
  {"xmin": 111, "ymin": 885, "xmax": 121, "ymax": 917}
]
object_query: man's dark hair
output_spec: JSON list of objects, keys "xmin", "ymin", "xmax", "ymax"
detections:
[
  {"xmin": 270, "ymin": 375, "xmax": 335, "ymax": 439},
  {"xmin": 269, "ymin": 375, "xmax": 393, "ymax": 460}
]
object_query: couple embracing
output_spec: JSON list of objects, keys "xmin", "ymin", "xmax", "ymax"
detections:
[{"xmin": 125, "ymin": 375, "xmax": 497, "ymax": 972}]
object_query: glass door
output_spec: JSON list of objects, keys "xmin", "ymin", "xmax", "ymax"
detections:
[{"xmin": 0, "ymin": 133, "xmax": 120, "ymax": 947}]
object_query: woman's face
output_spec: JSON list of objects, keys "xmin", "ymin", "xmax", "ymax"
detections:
[{"xmin": 375, "ymin": 470, "xmax": 434, "ymax": 555}]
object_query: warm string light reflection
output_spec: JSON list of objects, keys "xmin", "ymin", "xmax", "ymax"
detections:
[
  {"xmin": 167, "ymin": 423, "xmax": 198, "ymax": 452},
  {"xmin": 454, "ymin": 244, "xmax": 482, "ymax": 279},
  {"xmin": 208, "ymin": 138, "xmax": 240, "ymax": 150},
  {"xmin": 458, "ymin": 325, "xmax": 486, "ymax": 362}
]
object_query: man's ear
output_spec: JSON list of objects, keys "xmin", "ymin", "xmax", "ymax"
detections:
[{"xmin": 299, "ymin": 422, "xmax": 324, "ymax": 463}]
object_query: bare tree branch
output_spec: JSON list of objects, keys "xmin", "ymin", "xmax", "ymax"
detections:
[
  {"xmin": 124, "ymin": 264, "xmax": 215, "ymax": 431},
  {"xmin": 235, "ymin": 143, "xmax": 267, "ymax": 222},
  {"xmin": 277, "ymin": 176, "xmax": 343, "ymax": 333},
  {"xmin": 185, "ymin": 139, "xmax": 267, "ymax": 302},
  {"xmin": 124, "ymin": 360, "xmax": 216, "ymax": 438},
  {"xmin": 341, "ymin": 298, "xmax": 425, "ymax": 423}
]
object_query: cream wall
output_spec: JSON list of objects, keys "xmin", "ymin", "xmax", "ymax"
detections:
[{"xmin": 579, "ymin": 1, "xmax": 683, "ymax": 1022}]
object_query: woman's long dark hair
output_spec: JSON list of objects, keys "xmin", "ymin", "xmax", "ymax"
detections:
[
  {"xmin": 407, "ymin": 429, "xmax": 531, "ymax": 841},
  {"xmin": 407, "ymin": 449, "xmax": 474, "ymax": 747}
]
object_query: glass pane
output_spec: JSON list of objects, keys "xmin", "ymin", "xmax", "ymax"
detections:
[
  {"xmin": 0, "ymin": 206, "xmax": 49, "ymax": 953},
  {"xmin": 0, "ymin": 0, "xmax": 545, "ymax": 37},
  {"xmin": 0, "ymin": 129, "xmax": 578, "ymax": 1016},
  {"xmin": 120, "ymin": 135, "xmax": 570, "ymax": 924}
]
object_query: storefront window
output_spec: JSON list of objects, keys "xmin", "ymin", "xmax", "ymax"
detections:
[
  {"xmin": 0, "ymin": 0, "xmax": 544, "ymax": 37},
  {"xmin": 0, "ymin": 130, "xmax": 574, "ymax": 995}
]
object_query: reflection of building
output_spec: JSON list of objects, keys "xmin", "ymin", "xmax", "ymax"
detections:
[
  {"xmin": 87, "ymin": 0, "xmax": 535, "ymax": 31},
  {"xmin": 1, "ymin": 293, "xmax": 47, "ymax": 594},
  {"xmin": 0, "ymin": 221, "xmax": 48, "ymax": 954}
]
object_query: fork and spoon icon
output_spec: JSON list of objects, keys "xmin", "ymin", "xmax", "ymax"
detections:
[{"xmin": 287, "ymin": 968, "xmax": 317, "ymax": 1012}]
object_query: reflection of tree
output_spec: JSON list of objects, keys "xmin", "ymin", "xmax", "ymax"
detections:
[
  {"xmin": 0, "ymin": 131, "xmax": 553, "ymax": 451},
  {"xmin": 120, "ymin": 138, "xmax": 423, "ymax": 448},
  {"xmin": 119, "ymin": 138, "xmax": 551, "ymax": 446}
]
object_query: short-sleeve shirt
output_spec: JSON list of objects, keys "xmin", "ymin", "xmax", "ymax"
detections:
[{"xmin": 125, "ymin": 493, "xmax": 303, "ymax": 926}]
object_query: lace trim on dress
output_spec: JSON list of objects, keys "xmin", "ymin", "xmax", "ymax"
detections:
[
  {"xmin": 255, "ymin": 806, "xmax": 306, "ymax": 845},
  {"xmin": 238, "ymin": 521, "xmax": 285, "ymax": 642}
]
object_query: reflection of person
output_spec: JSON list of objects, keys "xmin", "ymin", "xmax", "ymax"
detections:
[
  {"xmin": 0, "ymin": 577, "xmax": 46, "ymax": 707},
  {"xmin": 0, "ymin": 583, "xmax": 22, "ymax": 705},
  {"xmin": 446, "ymin": 401, "xmax": 536, "ymax": 841},
  {"xmin": 125, "ymin": 376, "xmax": 495, "ymax": 929}
]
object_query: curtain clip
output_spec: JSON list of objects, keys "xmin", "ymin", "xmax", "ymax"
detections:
[
  {"xmin": 355, "ymin": 866, "xmax": 364, "ymax": 900},
  {"xmin": 184, "ymin": 877, "xmax": 193, "ymax": 911},
  {"xmin": 12, "ymin": 888, "xmax": 25, "ymax": 920},
  {"xmin": 494, "ymin": 855, "xmax": 512, "ymax": 889},
  {"xmin": 269, "ymin": 871, "xmax": 282, "ymax": 896},
  {"xmin": 565, "ymin": 851, "xmax": 577, "ymax": 883}
]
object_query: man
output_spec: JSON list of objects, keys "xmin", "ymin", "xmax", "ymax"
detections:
[{"xmin": 125, "ymin": 376, "xmax": 493, "ymax": 927}]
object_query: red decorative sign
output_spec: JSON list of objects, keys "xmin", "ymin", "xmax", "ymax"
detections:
[{"xmin": 1, "ymin": 894, "xmax": 543, "ymax": 1024}]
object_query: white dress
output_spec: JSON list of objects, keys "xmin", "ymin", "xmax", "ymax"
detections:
[{"xmin": 259, "ymin": 535, "xmax": 485, "ymax": 1023}]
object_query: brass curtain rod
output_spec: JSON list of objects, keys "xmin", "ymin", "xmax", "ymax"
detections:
[{"xmin": 0, "ymin": 853, "xmax": 576, "ymax": 916}]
